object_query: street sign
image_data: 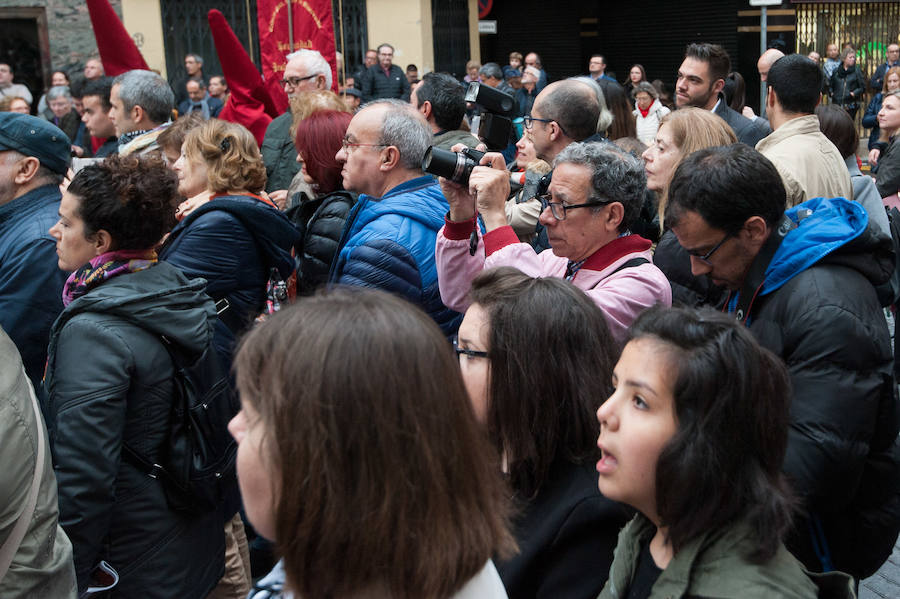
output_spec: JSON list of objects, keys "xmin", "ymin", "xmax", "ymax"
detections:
[
  {"xmin": 478, "ymin": 20, "xmax": 497, "ymax": 34},
  {"xmin": 749, "ymin": 0, "xmax": 781, "ymax": 5}
]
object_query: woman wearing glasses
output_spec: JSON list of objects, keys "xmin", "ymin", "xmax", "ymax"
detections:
[
  {"xmin": 436, "ymin": 141, "xmax": 670, "ymax": 343},
  {"xmin": 643, "ymin": 108, "xmax": 737, "ymax": 307},
  {"xmin": 456, "ymin": 267, "xmax": 629, "ymax": 599}
]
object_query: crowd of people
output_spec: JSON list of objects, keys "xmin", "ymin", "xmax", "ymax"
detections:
[{"xmin": 2, "ymin": 34, "xmax": 900, "ymax": 599}]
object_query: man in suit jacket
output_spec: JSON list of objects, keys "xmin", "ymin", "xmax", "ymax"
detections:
[{"xmin": 675, "ymin": 43, "xmax": 770, "ymax": 147}]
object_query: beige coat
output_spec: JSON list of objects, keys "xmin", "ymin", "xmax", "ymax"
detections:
[{"xmin": 756, "ymin": 114, "xmax": 853, "ymax": 207}]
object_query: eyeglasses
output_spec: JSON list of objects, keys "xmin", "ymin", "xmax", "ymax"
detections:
[
  {"xmin": 688, "ymin": 233, "xmax": 732, "ymax": 265},
  {"xmin": 451, "ymin": 335, "xmax": 488, "ymax": 360},
  {"xmin": 538, "ymin": 193, "xmax": 612, "ymax": 221},
  {"xmin": 340, "ymin": 138, "xmax": 385, "ymax": 153},
  {"xmin": 280, "ymin": 74, "xmax": 318, "ymax": 88},
  {"xmin": 523, "ymin": 115, "xmax": 553, "ymax": 130}
]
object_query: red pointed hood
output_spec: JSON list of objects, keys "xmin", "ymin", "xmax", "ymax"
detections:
[
  {"xmin": 86, "ymin": 0, "xmax": 150, "ymax": 76},
  {"xmin": 208, "ymin": 9, "xmax": 287, "ymax": 146}
]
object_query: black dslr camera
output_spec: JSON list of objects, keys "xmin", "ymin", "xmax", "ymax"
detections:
[
  {"xmin": 465, "ymin": 82, "xmax": 517, "ymax": 150},
  {"xmin": 422, "ymin": 146, "xmax": 486, "ymax": 186}
]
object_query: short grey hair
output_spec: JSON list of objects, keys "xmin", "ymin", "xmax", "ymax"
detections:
[
  {"xmin": 554, "ymin": 141, "xmax": 647, "ymax": 233},
  {"xmin": 366, "ymin": 99, "xmax": 430, "ymax": 170},
  {"xmin": 567, "ymin": 77, "xmax": 614, "ymax": 136},
  {"xmin": 633, "ymin": 81, "xmax": 658, "ymax": 100},
  {"xmin": 186, "ymin": 53, "xmax": 203, "ymax": 65},
  {"xmin": 479, "ymin": 62, "xmax": 503, "ymax": 80},
  {"xmin": 47, "ymin": 86, "xmax": 72, "ymax": 101},
  {"xmin": 286, "ymin": 49, "xmax": 332, "ymax": 89},
  {"xmin": 112, "ymin": 69, "xmax": 174, "ymax": 124}
]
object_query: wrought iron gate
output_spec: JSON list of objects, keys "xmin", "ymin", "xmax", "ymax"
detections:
[
  {"xmin": 432, "ymin": 0, "xmax": 470, "ymax": 79},
  {"xmin": 333, "ymin": 0, "xmax": 368, "ymax": 73},
  {"xmin": 160, "ymin": 0, "xmax": 260, "ymax": 86}
]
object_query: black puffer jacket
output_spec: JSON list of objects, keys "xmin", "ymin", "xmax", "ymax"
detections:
[
  {"xmin": 725, "ymin": 200, "xmax": 900, "ymax": 579},
  {"xmin": 43, "ymin": 262, "xmax": 224, "ymax": 598},
  {"xmin": 286, "ymin": 190, "xmax": 357, "ymax": 294},
  {"xmin": 829, "ymin": 66, "xmax": 865, "ymax": 109}
]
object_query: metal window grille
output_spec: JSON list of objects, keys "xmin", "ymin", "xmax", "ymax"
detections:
[
  {"xmin": 333, "ymin": 0, "xmax": 368, "ymax": 72},
  {"xmin": 796, "ymin": 2, "xmax": 900, "ymax": 131}
]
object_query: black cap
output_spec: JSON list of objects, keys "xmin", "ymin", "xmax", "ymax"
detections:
[{"xmin": 0, "ymin": 113, "xmax": 71, "ymax": 175}]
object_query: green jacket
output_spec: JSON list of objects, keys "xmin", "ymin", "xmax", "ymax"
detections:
[
  {"xmin": 261, "ymin": 111, "xmax": 301, "ymax": 193},
  {"xmin": 598, "ymin": 515, "xmax": 855, "ymax": 599},
  {"xmin": 0, "ymin": 327, "xmax": 77, "ymax": 598}
]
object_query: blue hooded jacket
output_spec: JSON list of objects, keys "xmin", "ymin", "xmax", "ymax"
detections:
[{"xmin": 330, "ymin": 176, "xmax": 462, "ymax": 335}]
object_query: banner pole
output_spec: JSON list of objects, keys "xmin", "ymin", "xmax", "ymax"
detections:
[
  {"xmin": 339, "ymin": 0, "xmax": 346, "ymax": 85},
  {"xmin": 287, "ymin": 0, "xmax": 294, "ymax": 52}
]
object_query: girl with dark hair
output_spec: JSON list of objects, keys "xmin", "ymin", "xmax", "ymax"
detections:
[
  {"xmin": 288, "ymin": 109, "xmax": 358, "ymax": 294},
  {"xmin": 231, "ymin": 288, "xmax": 515, "ymax": 598},
  {"xmin": 44, "ymin": 155, "xmax": 224, "ymax": 598},
  {"xmin": 458, "ymin": 267, "xmax": 629, "ymax": 599},
  {"xmin": 622, "ymin": 64, "xmax": 646, "ymax": 107},
  {"xmin": 596, "ymin": 306, "xmax": 853, "ymax": 598},
  {"xmin": 602, "ymin": 81, "xmax": 637, "ymax": 140}
]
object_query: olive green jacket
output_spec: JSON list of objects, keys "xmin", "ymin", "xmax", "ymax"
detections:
[
  {"xmin": 261, "ymin": 111, "xmax": 301, "ymax": 193},
  {"xmin": 598, "ymin": 514, "xmax": 855, "ymax": 599}
]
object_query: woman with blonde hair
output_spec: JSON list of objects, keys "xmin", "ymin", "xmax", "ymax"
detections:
[
  {"xmin": 642, "ymin": 107, "xmax": 737, "ymax": 307},
  {"xmin": 160, "ymin": 118, "xmax": 298, "ymax": 598}
]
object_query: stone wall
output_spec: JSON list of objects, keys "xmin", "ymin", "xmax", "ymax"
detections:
[{"xmin": 0, "ymin": 0, "xmax": 122, "ymax": 72}]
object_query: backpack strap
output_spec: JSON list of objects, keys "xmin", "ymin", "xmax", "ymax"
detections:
[
  {"xmin": 0, "ymin": 368, "xmax": 47, "ymax": 581},
  {"xmin": 611, "ymin": 257, "xmax": 650, "ymax": 274}
]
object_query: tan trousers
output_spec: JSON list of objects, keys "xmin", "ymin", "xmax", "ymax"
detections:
[{"xmin": 206, "ymin": 512, "xmax": 251, "ymax": 599}]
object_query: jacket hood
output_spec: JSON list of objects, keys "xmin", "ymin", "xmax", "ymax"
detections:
[
  {"xmin": 56, "ymin": 262, "xmax": 215, "ymax": 359},
  {"xmin": 176, "ymin": 195, "xmax": 299, "ymax": 279},
  {"xmin": 762, "ymin": 197, "xmax": 893, "ymax": 295},
  {"xmin": 355, "ymin": 176, "xmax": 448, "ymax": 231}
]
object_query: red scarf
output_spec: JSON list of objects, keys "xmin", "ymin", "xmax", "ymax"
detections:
[{"xmin": 638, "ymin": 104, "xmax": 652, "ymax": 118}]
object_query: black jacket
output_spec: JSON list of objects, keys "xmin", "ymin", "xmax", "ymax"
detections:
[
  {"xmin": 496, "ymin": 461, "xmax": 630, "ymax": 599},
  {"xmin": 830, "ymin": 66, "xmax": 865, "ymax": 108},
  {"xmin": 360, "ymin": 64, "xmax": 410, "ymax": 102},
  {"xmin": 876, "ymin": 136, "xmax": 900, "ymax": 198},
  {"xmin": 712, "ymin": 93, "xmax": 771, "ymax": 147},
  {"xmin": 160, "ymin": 195, "xmax": 299, "ymax": 368},
  {"xmin": 43, "ymin": 262, "xmax": 224, "ymax": 597},
  {"xmin": 726, "ymin": 202, "xmax": 900, "ymax": 579},
  {"xmin": 286, "ymin": 190, "xmax": 357, "ymax": 294}
]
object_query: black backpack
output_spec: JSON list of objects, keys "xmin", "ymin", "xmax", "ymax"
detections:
[{"xmin": 123, "ymin": 335, "xmax": 239, "ymax": 514}]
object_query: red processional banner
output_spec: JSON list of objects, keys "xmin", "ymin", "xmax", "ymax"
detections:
[{"xmin": 256, "ymin": 0, "xmax": 339, "ymax": 100}]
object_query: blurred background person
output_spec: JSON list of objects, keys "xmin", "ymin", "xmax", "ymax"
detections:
[
  {"xmin": 633, "ymin": 81, "xmax": 670, "ymax": 145},
  {"xmin": 829, "ymin": 47, "xmax": 864, "ymax": 120},
  {"xmin": 600, "ymin": 80, "xmax": 636, "ymax": 141},
  {"xmin": 873, "ymin": 90, "xmax": 900, "ymax": 198},
  {"xmin": 41, "ymin": 86, "xmax": 80, "ymax": 144},
  {"xmin": 622, "ymin": 64, "xmax": 646, "ymax": 107},
  {"xmin": 0, "ymin": 95, "xmax": 30, "ymax": 113},
  {"xmin": 208, "ymin": 75, "xmax": 229, "ymax": 104},
  {"xmin": 459, "ymin": 267, "xmax": 630, "ymax": 598},
  {"xmin": 863, "ymin": 66, "xmax": 900, "ymax": 163},
  {"xmin": 232, "ymin": 289, "xmax": 515, "ymax": 598},
  {"xmin": 37, "ymin": 70, "xmax": 69, "ymax": 115}
]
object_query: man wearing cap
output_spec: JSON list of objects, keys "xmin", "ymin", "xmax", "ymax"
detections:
[
  {"xmin": 0, "ymin": 113, "xmax": 71, "ymax": 391},
  {"xmin": 340, "ymin": 86, "xmax": 362, "ymax": 113}
]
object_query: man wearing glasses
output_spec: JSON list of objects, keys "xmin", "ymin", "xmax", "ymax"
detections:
[
  {"xmin": 329, "ymin": 99, "xmax": 461, "ymax": 335},
  {"xmin": 435, "ymin": 141, "xmax": 670, "ymax": 342},
  {"xmin": 261, "ymin": 49, "xmax": 332, "ymax": 193},
  {"xmin": 666, "ymin": 143, "xmax": 900, "ymax": 582}
]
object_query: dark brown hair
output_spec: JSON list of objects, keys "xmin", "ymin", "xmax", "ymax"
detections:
[
  {"xmin": 815, "ymin": 104, "xmax": 858, "ymax": 159},
  {"xmin": 629, "ymin": 306, "xmax": 794, "ymax": 562},
  {"xmin": 68, "ymin": 154, "xmax": 178, "ymax": 249},
  {"xmin": 468, "ymin": 267, "xmax": 618, "ymax": 498},
  {"xmin": 234, "ymin": 288, "xmax": 515, "ymax": 598},
  {"xmin": 157, "ymin": 111, "xmax": 205, "ymax": 155}
]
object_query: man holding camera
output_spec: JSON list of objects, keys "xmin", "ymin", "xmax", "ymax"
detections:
[
  {"xmin": 329, "ymin": 99, "xmax": 462, "ymax": 335},
  {"xmin": 435, "ymin": 141, "xmax": 670, "ymax": 342}
]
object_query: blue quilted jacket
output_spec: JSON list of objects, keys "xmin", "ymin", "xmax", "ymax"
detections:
[{"xmin": 330, "ymin": 176, "xmax": 462, "ymax": 335}]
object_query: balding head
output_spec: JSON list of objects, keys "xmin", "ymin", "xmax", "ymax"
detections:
[
  {"xmin": 758, "ymin": 49, "xmax": 785, "ymax": 82},
  {"xmin": 529, "ymin": 80, "xmax": 601, "ymax": 162}
]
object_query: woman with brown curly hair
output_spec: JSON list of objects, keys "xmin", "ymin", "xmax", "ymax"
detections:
[{"xmin": 44, "ymin": 154, "xmax": 224, "ymax": 598}]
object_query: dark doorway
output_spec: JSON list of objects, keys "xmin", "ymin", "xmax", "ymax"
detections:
[
  {"xmin": 0, "ymin": 7, "xmax": 51, "ymax": 114},
  {"xmin": 433, "ymin": 0, "xmax": 470, "ymax": 79},
  {"xmin": 160, "ymin": 0, "xmax": 261, "ymax": 90},
  {"xmin": 333, "ymin": 0, "xmax": 368, "ymax": 75}
]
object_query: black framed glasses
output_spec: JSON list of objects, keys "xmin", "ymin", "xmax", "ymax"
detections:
[
  {"xmin": 523, "ymin": 115, "xmax": 553, "ymax": 129},
  {"xmin": 451, "ymin": 335, "xmax": 488, "ymax": 360},
  {"xmin": 689, "ymin": 233, "xmax": 732, "ymax": 265},
  {"xmin": 280, "ymin": 74, "xmax": 318, "ymax": 88},
  {"xmin": 538, "ymin": 193, "xmax": 612, "ymax": 221}
]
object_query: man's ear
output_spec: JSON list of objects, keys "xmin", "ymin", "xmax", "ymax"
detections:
[
  {"xmin": 766, "ymin": 86, "xmax": 777, "ymax": 110},
  {"xmin": 420, "ymin": 100, "xmax": 432, "ymax": 120},
  {"xmin": 13, "ymin": 156, "xmax": 41, "ymax": 185},
  {"xmin": 743, "ymin": 215, "xmax": 770, "ymax": 247},
  {"xmin": 604, "ymin": 202, "xmax": 625, "ymax": 232},
  {"xmin": 131, "ymin": 104, "xmax": 145, "ymax": 124},
  {"xmin": 379, "ymin": 146, "xmax": 401, "ymax": 171},
  {"xmin": 712, "ymin": 78, "xmax": 726, "ymax": 97}
]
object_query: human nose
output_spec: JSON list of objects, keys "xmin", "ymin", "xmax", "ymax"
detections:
[
  {"xmin": 538, "ymin": 202, "xmax": 555, "ymax": 226},
  {"xmin": 49, "ymin": 221, "xmax": 61, "ymax": 239},
  {"xmin": 689, "ymin": 254, "xmax": 712, "ymax": 277},
  {"xmin": 596, "ymin": 394, "xmax": 618, "ymax": 431},
  {"xmin": 335, "ymin": 146, "xmax": 347, "ymax": 163},
  {"xmin": 641, "ymin": 146, "xmax": 653, "ymax": 163},
  {"xmin": 227, "ymin": 410, "xmax": 246, "ymax": 443}
]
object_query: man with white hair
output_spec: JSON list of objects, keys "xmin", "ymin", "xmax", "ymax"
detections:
[
  {"xmin": 329, "ymin": 99, "xmax": 460, "ymax": 334},
  {"xmin": 261, "ymin": 48, "xmax": 332, "ymax": 192}
]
